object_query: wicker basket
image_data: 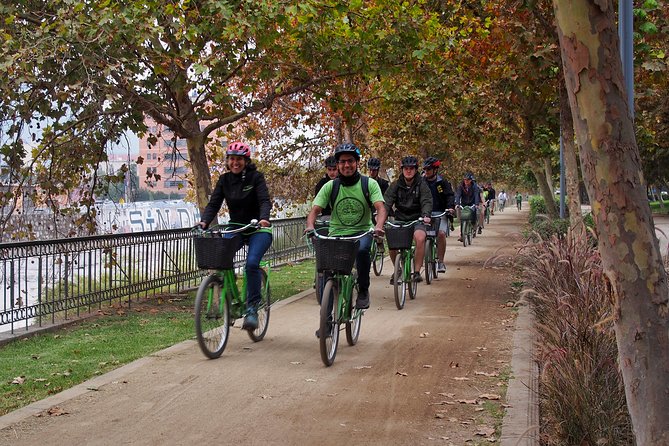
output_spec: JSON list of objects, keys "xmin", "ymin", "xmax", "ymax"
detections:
[
  {"xmin": 426, "ymin": 217, "xmax": 441, "ymax": 237},
  {"xmin": 385, "ymin": 225, "xmax": 414, "ymax": 250},
  {"xmin": 459, "ymin": 207, "xmax": 475, "ymax": 222},
  {"xmin": 314, "ymin": 237, "xmax": 359, "ymax": 274},
  {"xmin": 194, "ymin": 235, "xmax": 241, "ymax": 270}
]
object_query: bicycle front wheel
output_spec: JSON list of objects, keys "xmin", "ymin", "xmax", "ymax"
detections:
[
  {"xmin": 194, "ymin": 275, "xmax": 230, "ymax": 359},
  {"xmin": 393, "ymin": 253, "xmax": 406, "ymax": 310},
  {"xmin": 372, "ymin": 242, "xmax": 385, "ymax": 276},
  {"xmin": 320, "ymin": 278, "xmax": 340, "ymax": 366},
  {"xmin": 248, "ymin": 269, "xmax": 270, "ymax": 342},
  {"xmin": 346, "ymin": 286, "xmax": 362, "ymax": 346}
]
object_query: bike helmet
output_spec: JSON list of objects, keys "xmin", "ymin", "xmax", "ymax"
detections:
[
  {"xmin": 463, "ymin": 172, "xmax": 475, "ymax": 181},
  {"xmin": 401, "ymin": 156, "xmax": 419, "ymax": 168},
  {"xmin": 423, "ymin": 156, "xmax": 441, "ymax": 169},
  {"xmin": 324, "ymin": 155, "xmax": 337, "ymax": 168},
  {"xmin": 226, "ymin": 141, "xmax": 251, "ymax": 158},
  {"xmin": 334, "ymin": 143, "xmax": 361, "ymax": 160},
  {"xmin": 367, "ymin": 157, "xmax": 381, "ymax": 169}
]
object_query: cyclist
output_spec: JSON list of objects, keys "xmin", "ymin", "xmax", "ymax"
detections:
[
  {"xmin": 367, "ymin": 157, "xmax": 390, "ymax": 195},
  {"xmin": 484, "ymin": 182, "xmax": 496, "ymax": 216},
  {"xmin": 516, "ymin": 191, "xmax": 523, "ymax": 210},
  {"xmin": 384, "ymin": 156, "xmax": 432, "ymax": 283},
  {"xmin": 305, "ymin": 143, "xmax": 387, "ymax": 311},
  {"xmin": 422, "ymin": 156, "xmax": 454, "ymax": 273},
  {"xmin": 314, "ymin": 155, "xmax": 338, "ymax": 217},
  {"xmin": 498, "ymin": 190, "xmax": 507, "ymax": 212},
  {"xmin": 454, "ymin": 172, "xmax": 481, "ymax": 242},
  {"xmin": 198, "ymin": 141, "xmax": 273, "ymax": 331}
]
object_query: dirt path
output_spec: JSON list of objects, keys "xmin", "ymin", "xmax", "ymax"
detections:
[{"xmin": 0, "ymin": 208, "xmax": 528, "ymax": 446}]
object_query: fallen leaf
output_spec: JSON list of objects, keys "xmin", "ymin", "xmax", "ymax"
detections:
[
  {"xmin": 457, "ymin": 399, "xmax": 478, "ymax": 405},
  {"xmin": 419, "ymin": 332, "xmax": 430, "ymax": 338},
  {"xmin": 11, "ymin": 376, "xmax": 25, "ymax": 385},
  {"xmin": 479, "ymin": 394, "xmax": 501, "ymax": 400},
  {"xmin": 453, "ymin": 377, "xmax": 470, "ymax": 381},
  {"xmin": 438, "ymin": 393, "xmax": 455, "ymax": 398},
  {"xmin": 290, "ymin": 361, "xmax": 303, "ymax": 365},
  {"xmin": 47, "ymin": 406, "xmax": 69, "ymax": 416},
  {"xmin": 474, "ymin": 371, "xmax": 499, "ymax": 377},
  {"xmin": 435, "ymin": 412, "xmax": 446, "ymax": 419},
  {"xmin": 260, "ymin": 394, "xmax": 272, "ymax": 399},
  {"xmin": 396, "ymin": 371, "xmax": 408, "ymax": 377},
  {"xmin": 305, "ymin": 378, "xmax": 317, "ymax": 382},
  {"xmin": 475, "ymin": 427, "xmax": 495, "ymax": 437},
  {"xmin": 354, "ymin": 365, "xmax": 372, "ymax": 369},
  {"xmin": 422, "ymin": 364, "xmax": 432, "ymax": 368},
  {"xmin": 449, "ymin": 361, "xmax": 459, "ymax": 368}
]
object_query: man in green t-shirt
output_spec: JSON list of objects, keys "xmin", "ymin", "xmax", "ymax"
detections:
[{"xmin": 306, "ymin": 143, "xmax": 387, "ymax": 310}]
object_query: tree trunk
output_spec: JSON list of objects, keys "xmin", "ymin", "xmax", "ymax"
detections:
[
  {"xmin": 559, "ymin": 75, "xmax": 585, "ymax": 236},
  {"xmin": 529, "ymin": 158, "xmax": 559, "ymax": 218},
  {"xmin": 186, "ymin": 133, "xmax": 211, "ymax": 214},
  {"xmin": 543, "ymin": 157, "xmax": 555, "ymax": 195},
  {"xmin": 553, "ymin": 1, "xmax": 669, "ymax": 443}
]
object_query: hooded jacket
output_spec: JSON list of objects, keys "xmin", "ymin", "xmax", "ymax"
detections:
[{"xmin": 383, "ymin": 175, "xmax": 432, "ymax": 221}]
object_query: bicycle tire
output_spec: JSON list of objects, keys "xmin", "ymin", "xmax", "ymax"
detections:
[
  {"xmin": 194, "ymin": 275, "xmax": 230, "ymax": 359},
  {"xmin": 431, "ymin": 242, "xmax": 438, "ymax": 280},
  {"xmin": 485, "ymin": 208, "xmax": 490, "ymax": 224},
  {"xmin": 466, "ymin": 222, "xmax": 473, "ymax": 246},
  {"xmin": 247, "ymin": 269, "xmax": 270, "ymax": 342},
  {"xmin": 393, "ymin": 253, "xmax": 406, "ymax": 310},
  {"xmin": 314, "ymin": 270, "xmax": 323, "ymax": 304},
  {"xmin": 404, "ymin": 251, "xmax": 418, "ymax": 300},
  {"xmin": 372, "ymin": 242, "xmax": 385, "ymax": 276},
  {"xmin": 345, "ymin": 285, "xmax": 362, "ymax": 346},
  {"xmin": 424, "ymin": 239, "xmax": 433, "ymax": 285},
  {"xmin": 320, "ymin": 278, "xmax": 340, "ymax": 366}
]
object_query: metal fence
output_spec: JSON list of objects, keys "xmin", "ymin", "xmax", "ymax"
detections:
[{"xmin": 0, "ymin": 217, "xmax": 311, "ymax": 335}]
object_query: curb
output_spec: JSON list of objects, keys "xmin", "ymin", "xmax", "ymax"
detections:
[{"xmin": 500, "ymin": 300, "xmax": 539, "ymax": 445}]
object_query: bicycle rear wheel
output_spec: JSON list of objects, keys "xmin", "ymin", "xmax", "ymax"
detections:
[
  {"xmin": 466, "ymin": 222, "xmax": 473, "ymax": 246},
  {"xmin": 372, "ymin": 241, "xmax": 385, "ymax": 276},
  {"xmin": 393, "ymin": 253, "xmax": 406, "ymax": 310},
  {"xmin": 320, "ymin": 278, "xmax": 340, "ymax": 366},
  {"xmin": 345, "ymin": 285, "xmax": 362, "ymax": 346},
  {"xmin": 408, "ymin": 252, "xmax": 417, "ymax": 300},
  {"xmin": 194, "ymin": 275, "xmax": 230, "ymax": 359},
  {"xmin": 247, "ymin": 269, "xmax": 270, "ymax": 342},
  {"xmin": 424, "ymin": 239, "xmax": 434, "ymax": 285},
  {"xmin": 431, "ymin": 242, "xmax": 438, "ymax": 280}
]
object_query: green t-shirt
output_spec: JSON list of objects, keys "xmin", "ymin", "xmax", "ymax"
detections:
[{"xmin": 313, "ymin": 177, "xmax": 385, "ymax": 236}]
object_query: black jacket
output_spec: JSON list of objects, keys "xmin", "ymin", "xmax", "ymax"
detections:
[
  {"xmin": 424, "ymin": 174, "xmax": 454, "ymax": 212},
  {"xmin": 201, "ymin": 166, "xmax": 272, "ymax": 226},
  {"xmin": 315, "ymin": 175, "xmax": 333, "ymax": 216},
  {"xmin": 384, "ymin": 175, "xmax": 432, "ymax": 221}
]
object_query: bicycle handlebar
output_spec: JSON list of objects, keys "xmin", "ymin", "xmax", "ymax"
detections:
[
  {"xmin": 307, "ymin": 227, "xmax": 375, "ymax": 241},
  {"xmin": 194, "ymin": 220, "xmax": 261, "ymax": 235},
  {"xmin": 384, "ymin": 218, "xmax": 424, "ymax": 228}
]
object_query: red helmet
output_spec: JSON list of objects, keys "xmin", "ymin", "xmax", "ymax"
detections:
[{"xmin": 226, "ymin": 141, "xmax": 251, "ymax": 158}]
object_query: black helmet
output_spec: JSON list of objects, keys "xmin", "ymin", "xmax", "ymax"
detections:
[
  {"xmin": 334, "ymin": 143, "xmax": 361, "ymax": 160},
  {"xmin": 423, "ymin": 156, "xmax": 441, "ymax": 169},
  {"xmin": 401, "ymin": 156, "xmax": 419, "ymax": 168},
  {"xmin": 463, "ymin": 172, "xmax": 475, "ymax": 181},
  {"xmin": 367, "ymin": 157, "xmax": 381, "ymax": 169},
  {"xmin": 324, "ymin": 155, "xmax": 337, "ymax": 168}
]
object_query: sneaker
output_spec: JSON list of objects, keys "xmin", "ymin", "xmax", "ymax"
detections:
[
  {"xmin": 450, "ymin": 224, "xmax": 455, "ymax": 231},
  {"xmin": 242, "ymin": 311, "xmax": 258, "ymax": 331},
  {"xmin": 477, "ymin": 227, "xmax": 482, "ymax": 235},
  {"xmin": 412, "ymin": 272, "xmax": 423, "ymax": 283},
  {"xmin": 389, "ymin": 276, "xmax": 395, "ymax": 285},
  {"xmin": 356, "ymin": 290, "xmax": 370, "ymax": 309},
  {"xmin": 437, "ymin": 262, "xmax": 446, "ymax": 273},
  {"xmin": 457, "ymin": 236, "xmax": 463, "ymax": 242}
]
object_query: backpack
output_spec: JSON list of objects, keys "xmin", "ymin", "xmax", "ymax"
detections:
[{"xmin": 329, "ymin": 175, "xmax": 374, "ymax": 210}]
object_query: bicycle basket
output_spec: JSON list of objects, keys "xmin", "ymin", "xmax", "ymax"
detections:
[
  {"xmin": 194, "ymin": 235, "xmax": 241, "ymax": 269},
  {"xmin": 426, "ymin": 217, "xmax": 441, "ymax": 237},
  {"xmin": 385, "ymin": 225, "xmax": 414, "ymax": 250},
  {"xmin": 314, "ymin": 237, "xmax": 359, "ymax": 274},
  {"xmin": 459, "ymin": 207, "xmax": 475, "ymax": 222}
]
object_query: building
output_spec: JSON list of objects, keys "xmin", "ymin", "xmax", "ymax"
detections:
[{"xmin": 137, "ymin": 118, "xmax": 190, "ymax": 196}]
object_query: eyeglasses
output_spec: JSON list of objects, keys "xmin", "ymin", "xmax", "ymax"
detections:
[{"xmin": 337, "ymin": 159, "xmax": 357, "ymax": 165}]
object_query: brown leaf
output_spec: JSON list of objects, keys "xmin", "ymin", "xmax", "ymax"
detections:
[
  {"xmin": 47, "ymin": 406, "xmax": 69, "ymax": 416},
  {"xmin": 396, "ymin": 371, "xmax": 408, "ymax": 377},
  {"xmin": 479, "ymin": 393, "xmax": 501, "ymax": 400},
  {"xmin": 11, "ymin": 376, "xmax": 25, "ymax": 385},
  {"xmin": 475, "ymin": 426, "xmax": 496, "ymax": 437},
  {"xmin": 457, "ymin": 399, "xmax": 478, "ymax": 405}
]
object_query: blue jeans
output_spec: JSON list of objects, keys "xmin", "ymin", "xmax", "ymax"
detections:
[
  {"xmin": 356, "ymin": 233, "xmax": 373, "ymax": 293},
  {"xmin": 244, "ymin": 231, "xmax": 273, "ymax": 309}
]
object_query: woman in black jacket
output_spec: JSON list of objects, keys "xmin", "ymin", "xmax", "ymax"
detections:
[{"xmin": 199, "ymin": 141, "xmax": 272, "ymax": 331}]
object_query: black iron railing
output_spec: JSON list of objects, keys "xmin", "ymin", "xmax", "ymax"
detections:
[{"xmin": 0, "ymin": 217, "xmax": 311, "ymax": 334}]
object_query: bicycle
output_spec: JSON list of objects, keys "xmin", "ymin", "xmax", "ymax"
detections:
[
  {"xmin": 193, "ymin": 221, "xmax": 272, "ymax": 359},
  {"xmin": 310, "ymin": 228, "xmax": 374, "ymax": 366},
  {"xmin": 370, "ymin": 234, "xmax": 386, "ymax": 276},
  {"xmin": 385, "ymin": 219, "xmax": 423, "ymax": 309},
  {"xmin": 424, "ymin": 211, "xmax": 449, "ymax": 284},
  {"xmin": 457, "ymin": 205, "xmax": 477, "ymax": 247}
]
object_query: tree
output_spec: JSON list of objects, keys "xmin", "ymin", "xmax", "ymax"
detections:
[{"xmin": 553, "ymin": 0, "xmax": 669, "ymax": 442}]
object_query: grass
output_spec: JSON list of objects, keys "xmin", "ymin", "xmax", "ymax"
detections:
[
  {"xmin": 649, "ymin": 200, "xmax": 669, "ymax": 214},
  {"xmin": 0, "ymin": 259, "xmax": 316, "ymax": 416}
]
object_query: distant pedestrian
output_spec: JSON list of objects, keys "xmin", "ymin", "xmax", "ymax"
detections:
[{"xmin": 515, "ymin": 192, "xmax": 522, "ymax": 211}]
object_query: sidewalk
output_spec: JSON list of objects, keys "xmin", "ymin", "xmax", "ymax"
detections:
[{"xmin": 1, "ymin": 208, "xmax": 539, "ymax": 445}]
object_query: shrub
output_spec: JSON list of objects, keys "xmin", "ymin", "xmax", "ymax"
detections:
[{"xmin": 517, "ymin": 230, "xmax": 633, "ymax": 445}]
